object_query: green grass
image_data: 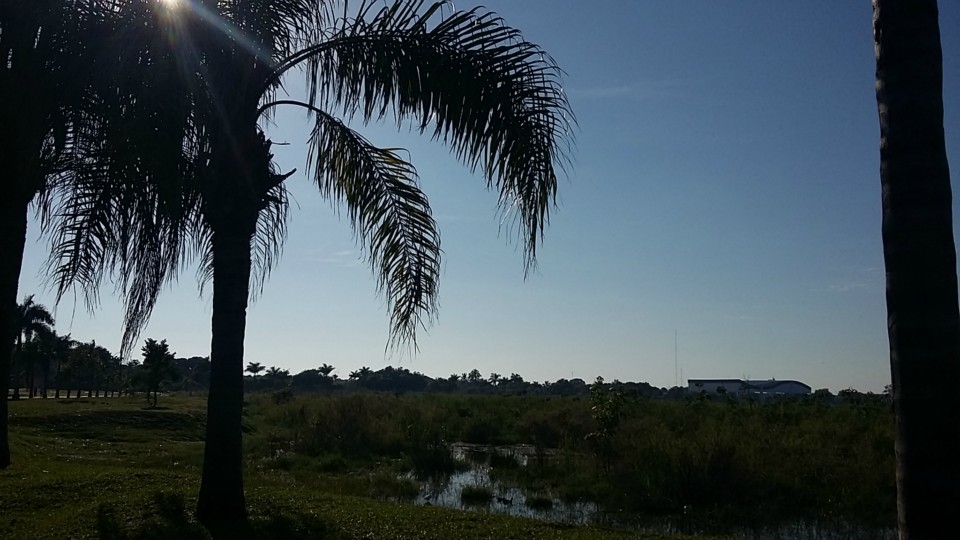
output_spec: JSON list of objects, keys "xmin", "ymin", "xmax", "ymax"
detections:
[{"xmin": 1, "ymin": 396, "xmax": 700, "ymax": 539}]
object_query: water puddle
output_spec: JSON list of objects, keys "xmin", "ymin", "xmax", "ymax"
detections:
[
  {"xmin": 402, "ymin": 443, "xmax": 895, "ymax": 540},
  {"xmin": 408, "ymin": 443, "xmax": 597, "ymax": 524}
]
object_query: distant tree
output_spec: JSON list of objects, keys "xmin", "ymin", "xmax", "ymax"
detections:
[
  {"xmin": 46, "ymin": 333, "xmax": 73, "ymax": 399},
  {"xmin": 245, "ymin": 362, "xmax": 265, "ymax": 378},
  {"xmin": 291, "ymin": 369, "xmax": 324, "ymax": 391},
  {"xmin": 12, "ymin": 295, "xmax": 55, "ymax": 399},
  {"xmin": 467, "ymin": 369, "xmax": 483, "ymax": 384},
  {"xmin": 265, "ymin": 366, "xmax": 289, "ymax": 379},
  {"xmin": 19, "ymin": 330, "xmax": 71, "ymax": 398},
  {"xmin": 810, "ymin": 388, "xmax": 834, "ymax": 404},
  {"xmin": 174, "ymin": 357, "xmax": 211, "ymax": 394},
  {"xmin": 141, "ymin": 339, "xmax": 178, "ymax": 407},
  {"xmin": 586, "ymin": 377, "xmax": 624, "ymax": 470},
  {"xmin": 60, "ymin": 340, "xmax": 117, "ymax": 398},
  {"xmin": 349, "ymin": 366, "xmax": 373, "ymax": 381},
  {"xmin": 318, "ymin": 363, "xmax": 336, "ymax": 380},
  {"xmin": 488, "ymin": 372, "xmax": 502, "ymax": 386}
]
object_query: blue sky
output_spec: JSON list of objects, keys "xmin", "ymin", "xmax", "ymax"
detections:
[{"xmin": 16, "ymin": 1, "xmax": 960, "ymax": 392}]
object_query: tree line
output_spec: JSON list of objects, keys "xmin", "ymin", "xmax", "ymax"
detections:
[{"xmin": 9, "ymin": 295, "xmax": 198, "ymax": 403}]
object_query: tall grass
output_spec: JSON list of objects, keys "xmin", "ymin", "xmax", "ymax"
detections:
[{"xmin": 244, "ymin": 392, "xmax": 895, "ymax": 530}]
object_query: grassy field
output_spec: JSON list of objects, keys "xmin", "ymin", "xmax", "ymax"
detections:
[{"xmin": 1, "ymin": 396, "xmax": 705, "ymax": 539}]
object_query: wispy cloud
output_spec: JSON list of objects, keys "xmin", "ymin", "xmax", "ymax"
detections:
[
  {"xmin": 567, "ymin": 80, "xmax": 682, "ymax": 101},
  {"xmin": 301, "ymin": 248, "xmax": 362, "ymax": 268},
  {"xmin": 813, "ymin": 266, "xmax": 882, "ymax": 294},
  {"xmin": 823, "ymin": 281, "xmax": 873, "ymax": 293}
]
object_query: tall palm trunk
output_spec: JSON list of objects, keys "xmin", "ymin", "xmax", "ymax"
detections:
[
  {"xmin": 873, "ymin": 1, "xmax": 960, "ymax": 537},
  {"xmin": 196, "ymin": 219, "xmax": 254, "ymax": 522},
  {"xmin": 0, "ymin": 195, "xmax": 30, "ymax": 468}
]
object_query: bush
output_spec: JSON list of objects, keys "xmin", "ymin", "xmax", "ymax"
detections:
[{"xmin": 460, "ymin": 485, "xmax": 494, "ymax": 506}]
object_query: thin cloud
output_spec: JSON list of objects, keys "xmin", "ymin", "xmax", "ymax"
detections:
[
  {"xmin": 301, "ymin": 248, "xmax": 362, "ymax": 268},
  {"xmin": 814, "ymin": 267, "xmax": 882, "ymax": 293},
  {"xmin": 568, "ymin": 80, "xmax": 682, "ymax": 101}
]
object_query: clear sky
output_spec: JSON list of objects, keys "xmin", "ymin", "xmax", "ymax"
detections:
[{"xmin": 16, "ymin": 1, "xmax": 960, "ymax": 392}]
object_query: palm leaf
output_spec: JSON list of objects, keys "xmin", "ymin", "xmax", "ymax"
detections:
[
  {"xmin": 43, "ymin": 0, "xmax": 205, "ymax": 356},
  {"xmin": 305, "ymin": 107, "xmax": 440, "ymax": 347},
  {"xmin": 276, "ymin": 0, "xmax": 574, "ymax": 272}
]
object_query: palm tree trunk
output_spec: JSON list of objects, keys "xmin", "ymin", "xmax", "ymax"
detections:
[
  {"xmin": 54, "ymin": 357, "xmax": 62, "ymax": 399},
  {"xmin": 0, "ymin": 195, "xmax": 29, "ymax": 468},
  {"xmin": 196, "ymin": 224, "xmax": 253, "ymax": 522},
  {"xmin": 11, "ymin": 334, "xmax": 22, "ymax": 401},
  {"xmin": 873, "ymin": 1, "xmax": 960, "ymax": 537}
]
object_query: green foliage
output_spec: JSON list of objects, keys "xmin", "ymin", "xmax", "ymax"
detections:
[
  {"xmin": 243, "ymin": 391, "xmax": 895, "ymax": 531},
  {"xmin": 525, "ymin": 495, "xmax": 554, "ymax": 511},
  {"xmin": 460, "ymin": 484, "xmax": 494, "ymax": 506},
  {"xmin": 368, "ymin": 472, "xmax": 420, "ymax": 501},
  {"xmin": 4, "ymin": 397, "xmax": 669, "ymax": 540},
  {"xmin": 271, "ymin": 389, "xmax": 295, "ymax": 405},
  {"xmin": 585, "ymin": 377, "xmax": 625, "ymax": 470},
  {"xmin": 139, "ymin": 339, "xmax": 179, "ymax": 408}
]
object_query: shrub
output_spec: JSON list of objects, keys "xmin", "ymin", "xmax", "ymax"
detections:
[{"xmin": 460, "ymin": 485, "xmax": 494, "ymax": 506}]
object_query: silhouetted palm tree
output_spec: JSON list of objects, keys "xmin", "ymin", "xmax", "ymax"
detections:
[
  {"xmin": 349, "ymin": 366, "xmax": 373, "ymax": 381},
  {"xmin": 140, "ymin": 339, "xmax": 178, "ymax": 407},
  {"xmin": 0, "ymin": 0, "xmax": 105, "ymax": 467},
  {"xmin": 50, "ymin": 0, "xmax": 572, "ymax": 522},
  {"xmin": 245, "ymin": 362, "xmax": 265, "ymax": 378},
  {"xmin": 0, "ymin": 0, "xmax": 199, "ymax": 468},
  {"xmin": 11, "ymin": 295, "xmax": 55, "ymax": 399},
  {"xmin": 264, "ymin": 366, "xmax": 289, "ymax": 379},
  {"xmin": 873, "ymin": 1, "xmax": 960, "ymax": 536},
  {"xmin": 48, "ymin": 333, "xmax": 74, "ymax": 399}
]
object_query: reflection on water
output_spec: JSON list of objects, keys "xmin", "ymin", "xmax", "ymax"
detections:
[
  {"xmin": 410, "ymin": 444, "xmax": 596, "ymax": 524},
  {"xmin": 401, "ymin": 443, "xmax": 895, "ymax": 540}
]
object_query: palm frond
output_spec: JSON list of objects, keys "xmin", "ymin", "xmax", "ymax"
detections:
[
  {"xmin": 43, "ymin": 0, "xmax": 205, "ymax": 357},
  {"xmin": 276, "ymin": 0, "xmax": 574, "ymax": 273},
  {"xmin": 305, "ymin": 106, "xmax": 440, "ymax": 347}
]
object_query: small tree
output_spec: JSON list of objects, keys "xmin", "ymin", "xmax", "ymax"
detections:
[
  {"xmin": 141, "ymin": 339, "xmax": 178, "ymax": 408},
  {"xmin": 245, "ymin": 362, "xmax": 264, "ymax": 378},
  {"xmin": 318, "ymin": 363, "xmax": 336, "ymax": 379},
  {"xmin": 349, "ymin": 366, "xmax": 373, "ymax": 381},
  {"xmin": 585, "ymin": 377, "xmax": 625, "ymax": 471}
]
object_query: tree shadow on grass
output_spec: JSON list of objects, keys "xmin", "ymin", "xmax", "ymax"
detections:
[
  {"xmin": 16, "ymin": 410, "xmax": 205, "ymax": 441},
  {"xmin": 96, "ymin": 492, "xmax": 341, "ymax": 540},
  {"xmin": 97, "ymin": 492, "xmax": 209, "ymax": 540}
]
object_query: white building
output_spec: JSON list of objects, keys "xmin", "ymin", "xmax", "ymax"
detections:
[{"xmin": 687, "ymin": 378, "xmax": 811, "ymax": 397}]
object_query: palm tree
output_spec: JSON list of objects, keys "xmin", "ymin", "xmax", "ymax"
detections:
[
  {"xmin": 12, "ymin": 295, "xmax": 55, "ymax": 399},
  {"xmin": 318, "ymin": 363, "xmax": 336, "ymax": 379},
  {"xmin": 51, "ymin": 0, "xmax": 572, "ymax": 523},
  {"xmin": 264, "ymin": 366, "xmax": 289, "ymax": 379},
  {"xmin": 873, "ymin": 0, "xmax": 960, "ymax": 536},
  {"xmin": 48, "ymin": 333, "xmax": 74, "ymax": 399},
  {"xmin": 244, "ymin": 362, "xmax": 265, "ymax": 378},
  {"xmin": 0, "ymin": 0, "xmax": 104, "ymax": 467},
  {"xmin": 0, "ymin": 0, "xmax": 200, "ymax": 468},
  {"xmin": 348, "ymin": 366, "xmax": 373, "ymax": 382}
]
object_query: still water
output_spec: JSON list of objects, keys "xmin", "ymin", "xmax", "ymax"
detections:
[{"xmin": 401, "ymin": 443, "xmax": 895, "ymax": 540}]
